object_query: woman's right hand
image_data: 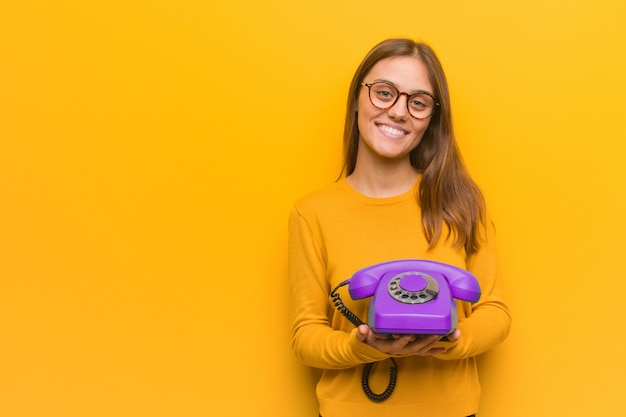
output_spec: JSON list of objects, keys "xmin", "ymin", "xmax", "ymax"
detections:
[{"xmin": 355, "ymin": 324, "xmax": 456, "ymax": 356}]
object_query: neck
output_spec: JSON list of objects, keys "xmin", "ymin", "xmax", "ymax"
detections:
[{"xmin": 347, "ymin": 157, "xmax": 419, "ymax": 198}]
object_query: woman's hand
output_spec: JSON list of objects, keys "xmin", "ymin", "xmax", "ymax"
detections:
[{"xmin": 355, "ymin": 324, "xmax": 461, "ymax": 356}]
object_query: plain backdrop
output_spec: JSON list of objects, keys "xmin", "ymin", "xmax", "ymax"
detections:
[{"xmin": 1, "ymin": 1, "xmax": 625, "ymax": 416}]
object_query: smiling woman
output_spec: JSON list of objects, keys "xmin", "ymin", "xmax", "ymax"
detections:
[
  {"xmin": 353, "ymin": 55, "xmax": 433, "ymax": 193},
  {"xmin": 288, "ymin": 38, "xmax": 511, "ymax": 417}
]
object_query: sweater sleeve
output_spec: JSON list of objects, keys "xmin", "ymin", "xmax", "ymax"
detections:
[
  {"xmin": 434, "ymin": 217, "xmax": 512, "ymax": 360},
  {"xmin": 288, "ymin": 206, "xmax": 389, "ymax": 369}
]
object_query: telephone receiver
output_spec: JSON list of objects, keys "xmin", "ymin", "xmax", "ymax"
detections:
[{"xmin": 346, "ymin": 259, "xmax": 481, "ymax": 335}]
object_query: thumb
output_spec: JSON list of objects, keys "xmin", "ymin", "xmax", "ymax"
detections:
[
  {"xmin": 446, "ymin": 328, "xmax": 461, "ymax": 342},
  {"xmin": 356, "ymin": 324, "xmax": 370, "ymax": 342}
]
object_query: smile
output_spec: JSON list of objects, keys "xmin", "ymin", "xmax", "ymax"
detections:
[{"xmin": 377, "ymin": 123, "xmax": 408, "ymax": 138}]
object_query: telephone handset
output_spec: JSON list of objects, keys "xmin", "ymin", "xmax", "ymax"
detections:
[
  {"xmin": 347, "ymin": 259, "xmax": 481, "ymax": 335},
  {"xmin": 330, "ymin": 259, "xmax": 481, "ymax": 403}
]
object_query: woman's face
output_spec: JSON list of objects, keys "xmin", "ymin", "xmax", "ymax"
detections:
[{"xmin": 357, "ymin": 56, "xmax": 433, "ymax": 163}]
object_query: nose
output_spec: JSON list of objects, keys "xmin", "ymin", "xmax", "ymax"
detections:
[{"xmin": 386, "ymin": 93, "xmax": 409, "ymax": 120}]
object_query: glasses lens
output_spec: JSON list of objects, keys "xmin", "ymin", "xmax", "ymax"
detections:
[
  {"xmin": 407, "ymin": 93, "xmax": 435, "ymax": 119},
  {"xmin": 369, "ymin": 83, "xmax": 398, "ymax": 108}
]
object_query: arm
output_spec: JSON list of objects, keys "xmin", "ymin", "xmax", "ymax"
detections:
[
  {"xmin": 434, "ymin": 218, "xmax": 512, "ymax": 360},
  {"xmin": 288, "ymin": 206, "xmax": 390, "ymax": 369}
]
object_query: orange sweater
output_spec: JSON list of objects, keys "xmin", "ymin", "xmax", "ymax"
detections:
[{"xmin": 288, "ymin": 178, "xmax": 511, "ymax": 417}]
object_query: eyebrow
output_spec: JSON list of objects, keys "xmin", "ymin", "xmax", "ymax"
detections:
[{"xmin": 373, "ymin": 78, "xmax": 434, "ymax": 96}]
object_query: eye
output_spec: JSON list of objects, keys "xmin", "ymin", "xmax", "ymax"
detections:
[
  {"xmin": 409, "ymin": 93, "xmax": 433, "ymax": 111},
  {"xmin": 370, "ymin": 84, "xmax": 397, "ymax": 102},
  {"xmin": 410, "ymin": 99, "xmax": 426, "ymax": 108}
]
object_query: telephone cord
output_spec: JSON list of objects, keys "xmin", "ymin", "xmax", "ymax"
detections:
[{"xmin": 330, "ymin": 280, "xmax": 398, "ymax": 402}]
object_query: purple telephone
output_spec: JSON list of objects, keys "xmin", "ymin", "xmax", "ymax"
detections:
[
  {"xmin": 345, "ymin": 259, "xmax": 481, "ymax": 335},
  {"xmin": 329, "ymin": 259, "xmax": 481, "ymax": 402}
]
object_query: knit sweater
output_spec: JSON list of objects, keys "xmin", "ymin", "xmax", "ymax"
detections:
[{"xmin": 288, "ymin": 177, "xmax": 511, "ymax": 417}]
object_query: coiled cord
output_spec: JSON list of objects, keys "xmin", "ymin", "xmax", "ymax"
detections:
[
  {"xmin": 330, "ymin": 280, "xmax": 364, "ymax": 328},
  {"xmin": 362, "ymin": 358, "xmax": 398, "ymax": 402},
  {"xmin": 330, "ymin": 280, "xmax": 398, "ymax": 402}
]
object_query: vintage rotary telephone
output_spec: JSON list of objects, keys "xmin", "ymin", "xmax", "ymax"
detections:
[{"xmin": 330, "ymin": 259, "xmax": 481, "ymax": 402}]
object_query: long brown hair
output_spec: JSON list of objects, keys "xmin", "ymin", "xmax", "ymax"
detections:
[{"xmin": 340, "ymin": 38, "xmax": 486, "ymax": 255}]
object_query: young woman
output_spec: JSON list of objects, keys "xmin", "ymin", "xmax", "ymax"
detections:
[{"xmin": 288, "ymin": 38, "xmax": 511, "ymax": 417}]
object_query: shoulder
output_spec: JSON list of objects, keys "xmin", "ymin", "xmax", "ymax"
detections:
[
  {"xmin": 289, "ymin": 180, "xmax": 355, "ymax": 235},
  {"xmin": 292, "ymin": 180, "xmax": 347, "ymax": 214}
]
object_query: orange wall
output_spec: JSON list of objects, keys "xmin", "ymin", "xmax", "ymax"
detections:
[{"xmin": 1, "ymin": 1, "xmax": 625, "ymax": 416}]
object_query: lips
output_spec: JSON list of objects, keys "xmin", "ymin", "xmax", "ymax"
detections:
[{"xmin": 377, "ymin": 123, "xmax": 409, "ymax": 138}]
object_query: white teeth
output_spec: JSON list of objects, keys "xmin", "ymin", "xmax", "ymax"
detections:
[{"xmin": 380, "ymin": 124, "xmax": 406, "ymax": 137}]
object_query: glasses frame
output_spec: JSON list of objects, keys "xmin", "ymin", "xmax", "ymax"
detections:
[{"xmin": 361, "ymin": 81, "xmax": 440, "ymax": 120}]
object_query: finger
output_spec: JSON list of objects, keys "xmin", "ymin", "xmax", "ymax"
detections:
[
  {"xmin": 446, "ymin": 329, "xmax": 461, "ymax": 342},
  {"xmin": 356, "ymin": 325, "xmax": 370, "ymax": 342},
  {"xmin": 423, "ymin": 347, "xmax": 447, "ymax": 355},
  {"xmin": 411, "ymin": 335, "xmax": 442, "ymax": 354},
  {"xmin": 390, "ymin": 334, "xmax": 417, "ymax": 351},
  {"xmin": 386, "ymin": 336, "xmax": 438, "ymax": 356}
]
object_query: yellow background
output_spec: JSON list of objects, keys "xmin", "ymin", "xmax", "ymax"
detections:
[{"xmin": 1, "ymin": 1, "xmax": 625, "ymax": 416}]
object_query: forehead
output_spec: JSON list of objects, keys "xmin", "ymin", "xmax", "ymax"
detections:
[{"xmin": 365, "ymin": 56, "xmax": 432, "ymax": 92}]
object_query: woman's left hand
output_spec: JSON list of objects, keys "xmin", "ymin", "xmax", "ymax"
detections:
[{"xmin": 356, "ymin": 324, "xmax": 461, "ymax": 356}]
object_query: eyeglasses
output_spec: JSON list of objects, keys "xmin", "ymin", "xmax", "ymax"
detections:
[{"xmin": 361, "ymin": 81, "xmax": 439, "ymax": 120}]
